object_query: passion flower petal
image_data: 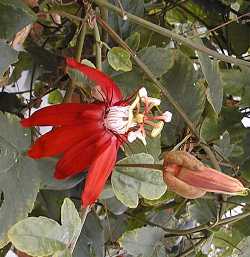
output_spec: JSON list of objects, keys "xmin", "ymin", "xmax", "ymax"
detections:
[
  {"xmin": 81, "ymin": 136, "xmax": 118, "ymax": 207},
  {"xmin": 28, "ymin": 123, "xmax": 104, "ymax": 159},
  {"xmin": 54, "ymin": 131, "xmax": 112, "ymax": 179},
  {"xmin": 66, "ymin": 58, "xmax": 123, "ymax": 105},
  {"xmin": 21, "ymin": 103, "xmax": 105, "ymax": 127}
]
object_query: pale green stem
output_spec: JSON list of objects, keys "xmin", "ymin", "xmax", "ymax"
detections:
[
  {"xmin": 75, "ymin": 21, "xmax": 87, "ymax": 62},
  {"xmin": 94, "ymin": 22, "xmax": 102, "ymax": 70}
]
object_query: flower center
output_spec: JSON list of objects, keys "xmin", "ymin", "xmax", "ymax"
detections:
[
  {"xmin": 104, "ymin": 106, "xmax": 133, "ymax": 134},
  {"xmin": 104, "ymin": 88, "xmax": 172, "ymax": 145}
]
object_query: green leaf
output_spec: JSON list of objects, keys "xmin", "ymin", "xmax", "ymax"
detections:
[
  {"xmin": 109, "ymin": 67, "xmax": 142, "ymax": 96},
  {"xmin": 8, "ymin": 198, "xmax": 82, "ymax": 257},
  {"xmin": 216, "ymin": 130, "xmax": 233, "ymax": 158},
  {"xmin": 8, "ymin": 217, "xmax": 66, "ymax": 256},
  {"xmin": 143, "ymin": 191, "xmax": 175, "ymax": 206},
  {"xmin": 53, "ymin": 249, "xmax": 72, "ymax": 257},
  {"xmin": 138, "ymin": 46, "xmax": 174, "ymax": 77},
  {"xmin": 39, "ymin": 158, "xmax": 85, "ymax": 191},
  {"xmin": 123, "ymin": 135, "xmax": 161, "ymax": 161},
  {"xmin": 0, "ymin": 0, "xmax": 36, "ymax": 40},
  {"xmin": 0, "ymin": 113, "xmax": 40, "ymax": 247},
  {"xmin": 73, "ymin": 212, "xmax": 104, "ymax": 257},
  {"xmin": 233, "ymin": 216, "xmax": 250, "ymax": 236},
  {"xmin": 10, "ymin": 52, "xmax": 33, "ymax": 83},
  {"xmin": 126, "ymin": 32, "xmax": 141, "ymax": 51},
  {"xmin": 221, "ymin": 67, "xmax": 250, "ymax": 107},
  {"xmin": 187, "ymin": 199, "xmax": 217, "ymax": 224},
  {"xmin": 0, "ymin": 41, "xmax": 18, "ymax": 77},
  {"xmin": 213, "ymin": 229, "xmax": 243, "ymax": 257},
  {"xmin": 226, "ymin": 22, "xmax": 250, "ymax": 56},
  {"xmin": 232, "ymin": 236, "xmax": 250, "ymax": 257},
  {"xmin": 196, "ymin": 40, "xmax": 223, "ymax": 113},
  {"xmin": 107, "ymin": 47, "xmax": 132, "ymax": 72},
  {"xmin": 108, "ymin": 0, "xmax": 144, "ymax": 38},
  {"xmin": 161, "ymin": 50, "xmax": 206, "ymax": 146},
  {"xmin": 118, "ymin": 226, "xmax": 165, "ymax": 257},
  {"xmin": 48, "ymin": 90, "xmax": 63, "ymax": 104},
  {"xmin": 61, "ymin": 198, "xmax": 81, "ymax": 243},
  {"xmin": 200, "ymin": 107, "xmax": 220, "ymax": 141},
  {"xmin": 102, "ymin": 196, "xmax": 128, "ymax": 215},
  {"xmin": 111, "ymin": 153, "xmax": 167, "ymax": 208}
]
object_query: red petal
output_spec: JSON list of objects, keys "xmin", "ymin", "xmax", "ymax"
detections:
[
  {"xmin": 81, "ymin": 136, "xmax": 118, "ymax": 207},
  {"xmin": 21, "ymin": 103, "xmax": 105, "ymax": 127},
  {"xmin": 54, "ymin": 131, "xmax": 113, "ymax": 179},
  {"xmin": 28, "ymin": 122, "xmax": 103, "ymax": 159},
  {"xmin": 66, "ymin": 58, "xmax": 122, "ymax": 105}
]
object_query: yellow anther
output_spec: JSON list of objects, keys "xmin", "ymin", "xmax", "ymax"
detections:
[
  {"xmin": 151, "ymin": 121, "xmax": 164, "ymax": 137},
  {"xmin": 134, "ymin": 113, "xmax": 144, "ymax": 123}
]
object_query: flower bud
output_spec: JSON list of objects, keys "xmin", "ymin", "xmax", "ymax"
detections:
[{"xmin": 163, "ymin": 151, "xmax": 248, "ymax": 199}]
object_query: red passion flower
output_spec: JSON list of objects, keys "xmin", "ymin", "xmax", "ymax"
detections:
[{"xmin": 21, "ymin": 58, "xmax": 172, "ymax": 207}]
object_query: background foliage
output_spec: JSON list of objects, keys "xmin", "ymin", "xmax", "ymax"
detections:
[{"xmin": 1, "ymin": 0, "xmax": 250, "ymax": 257}]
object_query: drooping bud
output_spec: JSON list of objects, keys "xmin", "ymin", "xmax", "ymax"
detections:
[{"xmin": 163, "ymin": 151, "xmax": 248, "ymax": 199}]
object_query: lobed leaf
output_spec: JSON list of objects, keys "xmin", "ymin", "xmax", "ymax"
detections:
[{"xmin": 111, "ymin": 153, "xmax": 166, "ymax": 208}]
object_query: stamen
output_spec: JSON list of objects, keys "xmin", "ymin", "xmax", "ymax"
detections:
[
  {"xmin": 151, "ymin": 121, "xmax": 164, "ymax": 137},
  {"xmin": 105, "ymin": 87, "xmax": 172, "ymax": 145}
]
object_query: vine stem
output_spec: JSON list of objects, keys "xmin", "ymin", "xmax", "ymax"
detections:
[
  {"xmin": 64, "ymin": 16, "xmax": 87, "ymax": 103},
  {"xmin": 93, "ymin": 0, "xmax": 250, "ymax": 68},
  {"xmin": 75, "ymin": 21, "xmax": 87, "ymax": 62},
  {"xmin": 126, "ymin": 209, "xmax": 250, "ymax": 236},
  {"xmin": 94, "ymin": 21, "xmax": 102, "ymax": 70},
  {"xmin": 96, "ymin": 16, "xmax": 221, "ymax": 171}
]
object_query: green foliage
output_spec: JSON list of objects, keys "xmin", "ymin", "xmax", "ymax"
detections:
[
  {"xmin": 196, "ymin": 39, "xmax": 223, "ymax": 113},
  {"xmin": 0, "ymin": 41, "xmax": 18, "ymax": 77},
  {"xmin": 108, "ymin": 0, "xmax": 144, "ymax": 38},
  {"xmin": 8, "ymin": 217, "xmax": 67, "ymax": 256},
  {"xmin": 107, "ymin": 47, "xmax": 132, "ymax": 72},
  {"xmin": 0, "ymin": 0, "xmax": 36, "ymax": 40},
  {"xmin": 126, "ymin": 32, "xmax": 141, "ymax": 51},
  {"xmin": 138, "ymin": 46, "xmax": 174, "ymax": 77},
  {"xmin": 123, "ymin": 135, "xmax": 161, "ymax": 161},
  {"xmin": 161, "ymin": 50, "xmax": 206, "ymax": 146},
  {"xmin": 118, "ymin": 226, "xmax": 165, "ymax": 257},
  {"xmin": 0, "ymin": 114, "xmax": 40, "ymax": 247},
  {"xmin": 8, "ymin": 198, "xmax": 82, "ymax": 257},
  {"xmin": 232, "ymin": 236, "xmax": 250, "ymax": 257},
  {"xmin": 1, "ymin": 0, "xmax": 250, "ymax": 256},
  {"xmin": 48, "ymin": 90, "xmax": 63, "ymax": 104},
  {"xmin": 112, "ymin": 154, "xmax": 166, "ymax": 208}
]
